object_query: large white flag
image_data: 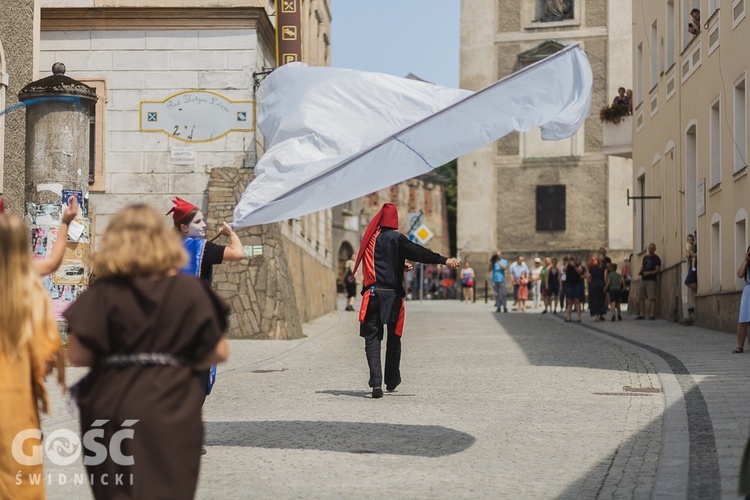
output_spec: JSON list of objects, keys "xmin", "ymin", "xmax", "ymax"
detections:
[{"xmin": 232, "ymin": 44, "xmax": 592, "ymax": 227}]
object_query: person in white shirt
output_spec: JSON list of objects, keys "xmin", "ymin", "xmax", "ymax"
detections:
[{"xmin": 530, "ymin": 257, "xmax": 544, "ymax": 309}]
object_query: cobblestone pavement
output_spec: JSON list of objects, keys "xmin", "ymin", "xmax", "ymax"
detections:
[{"xmin": 39, "ymin": 298, "xmax": 749, "ymax": 499}]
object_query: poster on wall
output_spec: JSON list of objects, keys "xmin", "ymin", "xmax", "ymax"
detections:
[{"xmin": 28, "ymin": 200, "xmax": 91, "ymax": 321}]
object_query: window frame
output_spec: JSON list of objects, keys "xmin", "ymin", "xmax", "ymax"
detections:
[{"xmin": 79, "ymin": 78, "xmax": 107, "ymax": 193}]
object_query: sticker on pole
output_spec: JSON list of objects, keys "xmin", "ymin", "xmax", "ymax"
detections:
[{"xmin": 411, "ymin": 224, "xmax": 434, "ymax": 245}]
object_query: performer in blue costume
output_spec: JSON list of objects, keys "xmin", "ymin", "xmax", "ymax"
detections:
[{"xmin": 166, "ymin": 198, "xmax": 245, "ymax": 397}]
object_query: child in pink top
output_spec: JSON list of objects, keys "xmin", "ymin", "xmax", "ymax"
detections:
[{"xmin": 517, "ymin": 272, "xmax": 529, "ymax": 311}]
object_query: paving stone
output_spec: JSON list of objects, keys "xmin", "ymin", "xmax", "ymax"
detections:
[{"xmin": 38, "ymin": 300, "xmax": 750, "ymax": 498}]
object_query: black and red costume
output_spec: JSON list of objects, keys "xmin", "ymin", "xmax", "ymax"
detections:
[{"xmin": 352, "ymin": 203, "xmax": 449, "ymax": 395}]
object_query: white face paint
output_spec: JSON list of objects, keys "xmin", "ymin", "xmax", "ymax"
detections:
[{"xmin": 184, "ymin": 210, "xmax": 206, "ymax": 238}]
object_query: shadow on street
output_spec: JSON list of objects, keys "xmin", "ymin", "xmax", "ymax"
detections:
[
  {"xmin": 205, "ymin": 420, "xmax": 475, "ymax": 457},
  {"xmin": 315, "ymin": 389, "xmax": 416, "ymax": 398}
]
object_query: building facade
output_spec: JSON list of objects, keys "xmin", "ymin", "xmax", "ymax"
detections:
[
  {"xmin": 458, "ymin": 0, "xmax": 633, "ymax": 286},
  {"xmin": 631, "ymin": 0, "xmax": 749, "ymax": 331},
  {"xmin": 26, "ymin": 0, "xmax": 335, "ymax": 338}
]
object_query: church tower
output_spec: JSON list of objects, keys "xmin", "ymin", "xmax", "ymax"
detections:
[{"xmin": 458, "ymin": 0, "xmax": 633, "ymax": 284}]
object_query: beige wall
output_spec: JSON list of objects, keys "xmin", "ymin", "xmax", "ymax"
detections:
[
  {"xmin": 632, "ymin": 0, "xmax": 749, "ymax": 329},
  {"xmin": 282, "ymin": 236, "xmax": 337, "ymax": 323},
  {"xmin": 458, "ymin": 0, "xmax": 497, "ymax": 258},
  {"xmin": 300, "ymin": 0, "xmax": 331, "ymax": 67}
]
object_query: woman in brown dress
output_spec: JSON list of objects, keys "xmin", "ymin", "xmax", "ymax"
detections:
[
  {"xmin": 0, "ymin": 211, "xmax": 65, "ymax": 500},
  {"xmin": 65, "ymin": 204, "xmax": 230, "ymax": 499}
]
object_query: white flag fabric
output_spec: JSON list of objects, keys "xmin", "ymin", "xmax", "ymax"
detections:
[{"xmin": 232, "ymin": 44, "xmax": 592, "ymax": 227}]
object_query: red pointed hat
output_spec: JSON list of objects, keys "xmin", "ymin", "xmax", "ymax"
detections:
[
  {"xmin": 165, "ymin": 197, "xmax": 197, "ymax": 224},
  {"xmin": 0, "ymin": 199, "xmax": 4, "ymax": 213},
  {"xmin": 352, "ymin": 203, "xmax": 398, "ymax": 274}
]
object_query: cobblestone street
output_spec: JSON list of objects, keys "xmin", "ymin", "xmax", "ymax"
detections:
[{"xmin": 42, "ymin": 299, "xmax": 750, "ymax": 499}]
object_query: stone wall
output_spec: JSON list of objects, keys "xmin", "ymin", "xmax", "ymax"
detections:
[
  {"xmin": 0, "ymin": 0, "xmax": 34, "ymax": 214},
  {"xmin": 207, "ymin": 168, "xmax": 303, "ymax": 340},
  {"xmin": 627, "ymin": 264, "xmax": 741, "ymax": 334},
  {"xmin": 695, "ymin": 291, "xmax": 743, "ymax": 335}
]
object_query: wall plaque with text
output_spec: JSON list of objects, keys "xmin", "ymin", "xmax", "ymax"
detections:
[{"xmin": 140, "ymin": 90, "xmax": 254, "ymax": 143}]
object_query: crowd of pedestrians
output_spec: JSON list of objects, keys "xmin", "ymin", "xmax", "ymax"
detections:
[
  {"xmin": 399, "ymin": 248, "xmax": 641, "ymax": 321},
  {"xmin": 402, "ymin": 262, "xmax": 462, "ymax": 300},
  {"xmin": 484, "ymin": 248, "xmax": 637, "ymax": 323}
]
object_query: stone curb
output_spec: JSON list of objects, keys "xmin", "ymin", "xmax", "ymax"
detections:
[{"xmin": 570, "ymin": 319, "xmax": 689, "ymax": 498}]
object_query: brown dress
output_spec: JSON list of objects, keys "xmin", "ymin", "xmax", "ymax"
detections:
[{"xmin": 64, "ymin": 274, "xmax": 229, "ymax": 500}]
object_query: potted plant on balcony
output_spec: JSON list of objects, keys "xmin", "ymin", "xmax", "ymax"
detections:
[{"xmin": 599, "ymin": 104, "xmax": 631, "ymax": 125}]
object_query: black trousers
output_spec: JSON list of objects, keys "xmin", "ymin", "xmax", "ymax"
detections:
[{"xmin": 360, "ymin": 293, "xmax": 401, "ymax": 388}]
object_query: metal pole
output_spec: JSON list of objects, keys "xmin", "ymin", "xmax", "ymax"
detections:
[{"xmin": 484, "ymin": 280, "xmax": 488, "ymax": 303}]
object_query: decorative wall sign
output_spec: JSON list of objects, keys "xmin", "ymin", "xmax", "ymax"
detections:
[{"xmin": 140, "ymin": 90, "xmax": 254, "ymax": 143}]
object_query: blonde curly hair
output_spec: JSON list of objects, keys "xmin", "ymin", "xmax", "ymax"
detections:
[{"xmin": 92, "ymin": 204, "xmax": 187, "ymax": 279}]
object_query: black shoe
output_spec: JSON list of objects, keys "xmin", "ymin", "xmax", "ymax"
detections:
[
  {"xmin": 386, "ymin": 378, "xmax": 401, "ymax": 392},
  {"xmin": 372, "ymin": 387, "xmax": 383, "ymax": 398},
  {"xmin": 201, "ymin": 447, "xmax": 207, "ymax": 455},
  {"xmin": 611, "ymin": 316, "xmax": 616, "ymax": 322}
]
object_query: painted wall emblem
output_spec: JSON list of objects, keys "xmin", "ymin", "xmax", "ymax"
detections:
[{"xmin": 140, "ymin": 90, "xmax": 254, "ymax": 143}]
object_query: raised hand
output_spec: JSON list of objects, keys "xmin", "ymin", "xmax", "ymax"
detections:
[{"xmin": 62, "ymin": 197, "xmax": 79, "ymax": 224}]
